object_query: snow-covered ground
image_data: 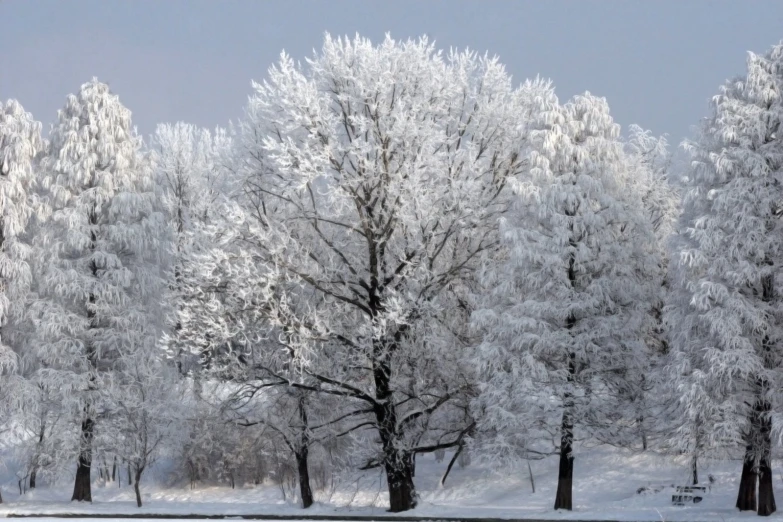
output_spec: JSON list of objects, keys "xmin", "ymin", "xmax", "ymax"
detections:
[{"xmin": 0, "ymin": 447, "xmax": 777, "ymax": 521}]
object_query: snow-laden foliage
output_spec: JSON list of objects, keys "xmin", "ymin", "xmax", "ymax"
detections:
[
  {"xmin": 665, "ymin": 44, "xmax": 783, "ymax": 515},
  {"xmin": 30, "ymin": 78, "xmax": 168, "ymax": 501},
  {"xmin": 10, "ymin": 31, "xmax": 783, "ymax": 517},
  {"xmin": 151, "ymin": 122, "xmax": 235, "ymax": 374},
  {"xmin": 0, "ymin": 100, "xmax": 44, "ymax": 371},
  {"xmin": 622, "ymin": 125, "xmax": 680, "ymax": 452},
  {"xmin": 472, "ymin": 92, "xmax": 662, "ymax": 510},
  {"xmin": 212, "ymin": 34, "xmax": 557, "ymax": 512}
]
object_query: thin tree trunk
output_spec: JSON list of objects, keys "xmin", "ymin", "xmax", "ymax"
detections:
[
  {"xmin": 296, "ymin": 396, "xmax": 313, "ymax": 509},
  {"xmin": 71, "ymin": 416, "xmax": 94, "ymax": 502},
  {"xmin": 134, "ymin": 468, "xmax": 143, "ymax": 508},
  {"xmin": 440, "ymin": 445, "xmax": 463, "ymax": 487},
  {"xmin": 638, "ymin": 415, "xmax": 647, "ymax": 451},
  {"xmin": 527, "ymin": 459, "xmax": 536, "ymax": 494},
  {"xmin": 127, "ymin": 465, "xmax": 132, "ymax": 487},
  {"xmin": 30, "ymin": 420, "xmax": 45, "ymax": 490},
  {"xmin": 112, "ymin": 457, "xmax": 117, "ymax": 482},
  {"xmin": 690, "ymin": 454, "xmax": 698, "ymax": 485}
]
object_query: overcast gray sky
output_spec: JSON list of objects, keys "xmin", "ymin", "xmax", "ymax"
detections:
[{"xmin": 1, "ymin": 0, "xmax": 782, "ymax": 143}]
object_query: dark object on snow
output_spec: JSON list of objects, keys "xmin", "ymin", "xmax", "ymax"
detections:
[{"xmin": 672, "ymin": 485, "xmax": 707, "ymax": 505}]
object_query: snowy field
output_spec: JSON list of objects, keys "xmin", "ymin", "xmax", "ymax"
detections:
[{"xmin": 0, "ymin": 447, "xmax": 775, "ymax": 521}]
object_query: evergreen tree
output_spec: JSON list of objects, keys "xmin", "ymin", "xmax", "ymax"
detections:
[
  {"xmin": 33, "ymin": 79, "xmax": 167, "ymax": 502},
  {"xmin": 666, "ymin": 45, "xmax": 783, "ymax": 516},
  {"xmin": 472, "ymin": 92, "xmax": 660, "ymax": 510}
]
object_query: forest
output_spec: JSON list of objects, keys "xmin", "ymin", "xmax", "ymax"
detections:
[{"xmin": 0, "ymin": 33, "xmax": 782, "ymax": 516}]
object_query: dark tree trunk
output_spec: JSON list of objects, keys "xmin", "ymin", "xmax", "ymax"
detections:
[
  {"xmin": 371, "ymin": 333, "xmax": 417, "ymax": 512},
  {"xmin": 295, "ymin": 395, "xmax": 314, "ymax": 508},
  {"xmin": 385, "ymin": 453, "xmax": 416, "ymax": 513},
  {"xmin": 690, "ymin": 454, "xmax": 698, "ymax": 485},
  {"xmin": 71, "ymin": 416, "xmax": 94, "ymax": 502},
  {"xmin": 758, "ymin": 457, "xmax": 776, "ymax": 516},
  {"xmin": 554, "ymin": 240, "xmax": 578, "ymax": 512},
  {"xmin": 756, "ymin": 274, "xmax": 776, "ymax": 516},
  {"xmin": 757, "ymin": 403, "xmax": 776, "ymax": 516},
  {"xmin": 30, "ymin": 421, "xmax": 44, "ymax": 490},
  {"xmin": 554, "ymin": 406, "xmax": 574, "ymax": 510},
  {"xmin": 440, "ymin": 445, "xmax": 463, "ymax": 487},
  {"xmin": 737, "ymin": 444, "xmax": 758, "ymax": 511},
  {"xmin": 133, "ymin": 468, "xmax": 143, "ymax": 508},
  {"xmin": 296, "ymin": 449, "xmax": 313, "ymax": 508},
  {"xmin": 112, "ymin": 457, "xmax": 117, "ymax": 482},
  {"xmin": 638, "ymin": 415, "xmax": 647, "ymax": 451},
  {"xmin": 127, "ymin": 465, "xmax": 132, "ymax": 487}
]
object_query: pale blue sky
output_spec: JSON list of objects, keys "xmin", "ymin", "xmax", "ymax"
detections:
[{"xmin": 1, "ymin": 0, "xmax": 782, "ymax": 143}]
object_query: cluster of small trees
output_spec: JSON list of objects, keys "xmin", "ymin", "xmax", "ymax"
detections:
[{"xmin": 0, "ymin": 34, "xmax": 782, "ymax": 516}]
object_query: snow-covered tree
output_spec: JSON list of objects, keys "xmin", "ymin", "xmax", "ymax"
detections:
[
  {"xmin": 152, "ymin": 122, "xmax": 238, "ymax": 378},
  {"xmin": 223, "ymin": 34, "xmax": 545, "ymax": 512},
  {"xmin": 665, "ymin": 44, "xmax": 783, "ymax": 516},
  {"xmin": 472, "ymin": 92, "xmax": 661, "ymax": 510},
  {"xmin": 32, "ymin": 79, "xmax": 168, "ymax": 502},
  {"xmin": 0, "ymin": 100, "xmax": 44, "ymax": 370},
  {"xmin": 622, "ymin": 125, "xmax": 679, "ymax": 451},
  {"xmin": 105, "ymin": 346, "xmax": 180, "ymax": 507}
]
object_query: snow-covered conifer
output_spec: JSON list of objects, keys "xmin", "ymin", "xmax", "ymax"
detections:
[
  {"xmin": 472, "ymin": 92, "xmax": 660, "ymax": 510},
  {"xmin": 33, "ymin": 79, "xmax": 167, "ymax": 502},
  {"xmin": 0, "ymin": 100, "xmax": 44, "ymax": 370},
  {"xmin": 666, "ymin": 44, "xmax": 783, "ymax": 516}
]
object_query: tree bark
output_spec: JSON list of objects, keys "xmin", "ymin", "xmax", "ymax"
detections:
[
  {"xmin": 554, "ymin": 406, "xmax": 574, "ymax": 510},
  {"xmin": 296, "ymin": 449, "xmax": 313, "ymax": 508},
  {"xmin": 554, "ymin": 237, "xmax": 578, "ymax": 512},
  {"xmin": 296, "ymin": 396, "xmax": 314, "ymax": 509},
  {"xmin": 757, "ymin": 403, "xmax": 776, "ymax": 516},
  {"xmin": 638, "ymin": 415, "xmax": 647, "ymax": 451},
  {"xmin": 737, "ymin": 444, "xmax": 758, "ymax": 511},
  {"xmin": 29, "ymin": 469, "xmax": 36, "ymax": 490},
  {"xmin": 756, "ymin": 274, "xmax": 776, "ymax": 516},
  {"xmin": 385, "ymin": 452, "xmax": 416, "ymax": 513},
  {"xmin": 372, "ymin": 334, "xmax": 417, "ymax": 512},
  {"xmin": 690, "ymin": 454, "xmax": 698, "ymax": 485},
  {"xmin": 71, "ymin": 416, "xmax": 94, "ymax": 502},
  {"xmin": 134, "ymin": 468, "xmax": 143, "ymax": 508},
  {"xmin": 440, "ymin": 445, "xmax": 463, "ymax": 487}
]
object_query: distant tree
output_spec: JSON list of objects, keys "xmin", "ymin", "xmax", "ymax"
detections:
[
  {"xmin": 623, "ymin": 125, "xmax": 678, "ymax": 452},
  {"xmin": 151, "ymin": 122, "xmax": 232, "ymax": 374}
]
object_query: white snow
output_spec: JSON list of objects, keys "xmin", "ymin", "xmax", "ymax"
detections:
[{"xmin": 0, "ymin": 447, "xmax": 776, "ymax": 521}]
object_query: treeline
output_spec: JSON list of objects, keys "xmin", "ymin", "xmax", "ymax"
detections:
[{"xmin": 0, "ymin": 34, "xmax": 781, "ymax": 515}]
